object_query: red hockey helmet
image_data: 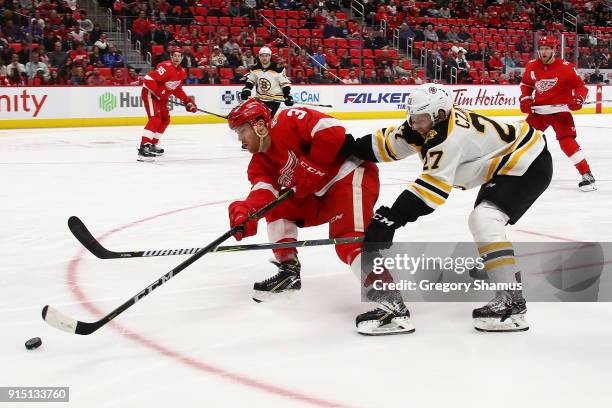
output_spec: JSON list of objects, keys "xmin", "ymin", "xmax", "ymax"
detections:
[
  {"xmin": 227, "ymin": 99, "xmax": 271, "ymax": 130},
  {"xmin": 169, "ymin": 45, "xmax": 183, "ymax": 54},
  {"xmin": 538, "ymin": 36, "xmax": 558, "ymax": 48}
]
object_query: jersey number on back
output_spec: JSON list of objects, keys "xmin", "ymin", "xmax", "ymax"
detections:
[
  {"xmin": 454, "ymin": 108, "xmax": 515, "ymax": 143},
  {"xmin": 156, "ymin": 66, "xmax": 166, "ymax": 76},
  {"xmin": 286, "ymin": 109, "xmax": 307, "ymax": 119}
]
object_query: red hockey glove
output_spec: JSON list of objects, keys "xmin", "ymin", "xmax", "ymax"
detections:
[
  {"xmin": 185, "ymin": 100, "xmax": 198, "ymax": 113},
  {"xmin": 228, "ymin": 201, "xmax": 258, "ymax": 241},
  {"xmin": 569, "ymin": 94, "xmax": 585, "ymax": 111},
  {"xmin": 519, "ymin": 95, "xmax": 533, "ymax": 114},
  {"xmin": 292, "ymin": 157, "xmax": 328, "ymax": 199}
]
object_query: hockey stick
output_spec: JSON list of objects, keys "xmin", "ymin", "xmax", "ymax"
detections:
[
  {"xmin": 531, "ymin": 100, "xmax": 612, "ymax": 113},
  {"xmin": 67, "ymin": 215, "xmax": 362, "ymax": 259},
  {"xmin": 256, "ymin": 96, "xmax": 333, "ymax": 108},
  {"xmin": 41, "ymin": 189, "xmax": 294, "ymax": 335},
  {"xmin": 172, "ymin": 100, "xmax": 228, "ymax": 119}
]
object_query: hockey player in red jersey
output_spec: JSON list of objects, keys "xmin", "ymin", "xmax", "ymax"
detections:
[
  {"xmin": 226, "ymin": 99, "xmax": 380, "ymax": 302},
  {"xmin": 137, "ymin": 46, "xmax": 198, "ymax": 162},
  {"xmin": 519, "ymin": 36, "xmax": 595, "ymax": 191}
]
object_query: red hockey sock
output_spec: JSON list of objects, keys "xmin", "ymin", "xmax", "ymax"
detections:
[
  {"xmin": 273, "ymin": 239, "xmax": 298, "ymax": 263},
  {"xmin": 558, "ymin": 136, "xmax": 590, "ymax": 175},
  {"xmin": 140, "ymin": 136, "xmax": 152, "ymax": 145},
  {"xmin": 151, "ymin": 137, "xmax": 159, "ymax": 145}
]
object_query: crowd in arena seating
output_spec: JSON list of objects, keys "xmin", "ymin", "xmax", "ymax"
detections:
[{"xmin": 0, "ymin": 0, "xmax": 610, "ymax": 87}]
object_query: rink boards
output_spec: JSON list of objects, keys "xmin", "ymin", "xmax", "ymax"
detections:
[{"xmin": 0, "ymin": 84, "xmax": 610, "ymax": 128}]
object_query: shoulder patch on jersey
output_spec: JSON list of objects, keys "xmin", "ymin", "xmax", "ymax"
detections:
[{"xmin": 562, "ymin": 60, "xmax": 570, "ymax": 65}]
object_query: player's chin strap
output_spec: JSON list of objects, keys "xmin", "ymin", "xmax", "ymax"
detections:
[{"xmin": 254, "ymin": 120, "xmax": 269, "ymax": 153}]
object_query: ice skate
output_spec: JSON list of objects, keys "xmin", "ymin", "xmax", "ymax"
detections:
[
  {"xmin": 356, "ymin": 288, "xmax": 415, "ymax": 335},
  {"xmin": 578, "ymin": 171, "xmax": 596, "ymax": 192},
  {"xmin": 137, "ymin": 143, "xmax": 155, "ymax": 162},
  {"xmin": 252, "ymin": 258, "xmax": 301, "ymax": 302},
  {"xmin": 473, "ymin": 290, "xmax": 529, "ymax": 332}
]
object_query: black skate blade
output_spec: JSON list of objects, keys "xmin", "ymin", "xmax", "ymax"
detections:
[
  {"xmin": 474, "ymin": 326, "xmax": 529, "ymax": 333},
  {"xmin": 252, "ymin": 289, "xmax": 299, "ymax": 303}
]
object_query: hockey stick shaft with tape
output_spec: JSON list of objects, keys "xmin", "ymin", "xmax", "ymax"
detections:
[
  {"xmin": 42, "ymin": 189, "xmax": 293, "ymax": 335},
  {"xmin": 67, "ymin": 215, "xmax": 362, "ymax": 259}
]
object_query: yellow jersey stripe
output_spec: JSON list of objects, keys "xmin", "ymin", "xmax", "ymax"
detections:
[
  {"xmin": 375, "ymin": 129, "xmax": 392, "ymax": 162},
  {"xmin": 499, "ymin": 131, "xmax": 540, "ymax": 175},
  {"xmin": 484, "ymin": 258, "xmax": 516, "ymax": 270},
  {"xmin": 421, "ymin": 173, "xmax": 452, "ymax": 193},
  {"xmin": 478, "ymin": 241, "xmax": 512, "ymax": 254},
  {"xmin": 411, "ymin": 184, "xmax": 446, "ymax": 207},
  {"xmin": 384, "ymin": 127, "xmax": 399, "ymax": 160}
]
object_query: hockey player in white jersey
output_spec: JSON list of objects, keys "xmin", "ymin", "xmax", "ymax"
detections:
[
  {"xmin": 341, "ymin": 83, "xmax": 553, "ymax": 335},
  {"xmin": 241, "ymin": 46, "xmax": 293, "ymax": 117}
]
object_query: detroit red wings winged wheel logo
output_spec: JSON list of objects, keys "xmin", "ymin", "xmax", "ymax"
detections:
[
  {"xmin": 535, "ymin": 78, "xmax": 558, "ymax": 93},
  {"xmin": 278, "ymin": 151, "xmax": 298, "ymax": 187}
]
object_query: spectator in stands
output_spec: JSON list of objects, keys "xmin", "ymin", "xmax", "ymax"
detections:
[
  {"xmin": 303, "ymin": 10, "xmax": 317, "ymax": 29},
  {"xmin": 86, "ymin": 68, "xmax": 106, "ymax": 85},
  {"xmin": 501, "ymin": 51, "xmax": 517, "ymax": 69},
  {"xmin": 94, "ymin": 33, "xmax": 110, "ymax": 55},
  {"xmin": 25, "ymin": 51, "xmax": 49, "ymax": 80},
  {"xmin": 48, "ymin": 41, "xmax": 68, "ymax": 68},
  {"xmin": 380, "ymin": 66, "xmax": 394, "ymax": 84},
  {"xmin": 343, "ymin": 68, "xmax": 360, "ymax": 84},
  {"xmin": 223, "ymin": 36, "xmax": 241, "ymax": 56},
  {"xmin": 435, "ymin": 25, "xmax": 446, "ymax": 41},
  {"xmin": 439, "ymin": 5, "xmax": 451, "ymax": 18},
  {"xmin": 70, "ymin": 42, "xmax": 88, "ymax": 64},
  {"xmin": 184, "ymin": 70, "xmax": 200, "ymax": 85},
  {"xmin": 423, "ymin": 24, "xmax": 438, "ymax": 42},
  {"xmin": 47, "ymin": 69, "xmax": 64, "ymax": 85},
  {"xmin": 78, "ymin": 11, "xmax": 94, "ymax": 32},
  {"xmin": 458, "ymin": 26, "xmax": 471, "ymax": 41},
  {"xmin": 446, "ymin": 26, "xmax": 459, "ymax": 42},
  {"xmin": 393, "ymin": 59, "xmax": 409, "ymax": 77},
  {"xmin": 311, "ymin": 46, "xmax": 326, "ymax": 72},
  {"xmin": 102, "ymin": 44, "xmax": 125, "ymax": 68},
  {"xmin": 231, "ymin": 66, "xmax": 247, "ymax": 84},
  {"xmin": 336, "ymin": 20, "xmax": 350, "ymax": 38},
  {"xmin": 398, "ymin": 23, "xmax": 415, "ymax": 51},
  {"xmin": 90, "ymin": 23, "xmax": 104, "ymax": 44},
  {"xmin": 456, "ymin": 48, "xmax": 470, "ymax": 71},
  {"xmin": 325, "ymin": 47, "xmax": 339, "ymax": 68},
  {"xmin": 182, "ymin": 46, "xmax": 197, "ymax": 68},
  {"xmin": 7, "ymin": 54, "xmax": 25, "ymax": 79},
  {"xmin": 242, "ymin": 49, "xmax": 255, "ymax": 68},
  {"xmin": 293, "ymin": 69, "xmax": 307, "ymax": 84},
  {"xmin": 588, "ymin": 68, "xmax": 604, "ymax": 84},
  {"xmin": 127, "ymin": 68, "xmax": 141, "ymax": 85},
  {"xmin": 339, "ymin": 49, "xmax": 352, "ymax": 68},
  {"xmin": 365, "ymin": 30, "xmax": 388, "ymax": 49},
  {"xmin": 508, "ymin": 70, "xmax": 521, "ymax": 84},
  {"xmin": 202, "ymin": 67, "xmax": 221, "ymax": 84},
  {"xmin": 227, "ymin": 48, "xmax": 243, "ymax": 68},
  {"xmin": 111, "ymin": 68, "xmax": 124, "ymax": 85},
  {"xmin": 179, "ymin": 7, "xmax": 194, "ymax": 25},
  {"xmin": 66, "ymin": 24, "xmax": 82, "ymax": 43},
  {"xmin": 151, "ymin": 24, "xmax": 174, "ymax": 46},
  {"xmin": 497, "ymin": 73, "xmax": 510, "ymax": 85},
  {"xmin": 363, "ymin": 69, "xmax": 379, "ymax": 84},
  {"xmin": 0, "ymin": 56, "xmax": 8, "ymax": 78},
  {"xmin": 480, "ymin": 70, "xmax": 493, "ymax": 84},
  {"xmin": 488, "ymin": 51, "xmax": 503, "ymax": 71},
  {"xmin": 69, "ymin": 66, "xmax": 86, "ymax": 85},
  {"xmin": 210, "ymin": 46, "xmax": 228, "ymax": 67}
]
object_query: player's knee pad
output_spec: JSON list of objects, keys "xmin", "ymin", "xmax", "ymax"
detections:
[
  {"xmin": 468, "ymin": 200, "xmax": 509, "ymax": 243},
  {"xmin": 335, "ymin": 232, "xmax": 364, "ymax": 265},
  {"xmin": 144, "ymin": 117, "xmax": 162, "ymax": 132},
  {"xmin": 558, "ymin": 135, "xmax": 581, "ymax": 156}
]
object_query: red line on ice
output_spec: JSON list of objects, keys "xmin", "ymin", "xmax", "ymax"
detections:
[{"xmin": 66, "ymin": 201, "xmax": 356, "ymax": 408}]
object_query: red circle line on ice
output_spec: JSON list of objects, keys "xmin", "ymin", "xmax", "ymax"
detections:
[{"xmin": 66, "ymin": 200, "xmax": 356, "ymax": 408}]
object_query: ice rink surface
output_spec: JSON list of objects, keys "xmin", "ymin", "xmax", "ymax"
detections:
[{"xmin": 2, "ymin": 114, "xmax": 612, "ymax": 408}]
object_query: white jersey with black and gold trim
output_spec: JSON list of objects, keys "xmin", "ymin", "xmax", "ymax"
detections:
[
  {"xmin": 364, "ymin": 106, "xmax": 546, "ymax": 211},
  {"xmin": 246, "ymin": 63, "xmax": 291, "ymax": 99}
]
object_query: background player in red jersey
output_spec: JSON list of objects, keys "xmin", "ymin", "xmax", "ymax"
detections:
[
  {"xmin": 226, "ymin": 99, "xmax": 380, "ymax": 302},
  {"xmin": 137, "ymin": 46, "xmax": 198, "ymax": 162},
  {"xmin": 519, "ymin": 36, "xmax": 595, "ymax": 191}
]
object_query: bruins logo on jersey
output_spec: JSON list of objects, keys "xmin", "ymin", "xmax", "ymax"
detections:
[
  {"xmin": 423, "ymin": 129, "xmax": 438, "ymax": 144},
  {"xmin": 258, "ymin": 78, "xmax": 272, "ymax": 92}
]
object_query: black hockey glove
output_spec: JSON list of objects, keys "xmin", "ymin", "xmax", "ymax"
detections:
[
  {"xmin": 364, "ymin": 205, "xmax": 406, "ymax": 251},
  {"xmin": 284, "ymin": 95, "xmax": 294, "ymax": 106},
  {"xmin": 240, "ymin": 89, "xmax": 251, "ymax": 101}
]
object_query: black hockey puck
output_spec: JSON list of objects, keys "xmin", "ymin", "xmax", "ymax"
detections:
[{"xmin": 25, "ymin": 337, "xmax": 42, "ymax": 350}]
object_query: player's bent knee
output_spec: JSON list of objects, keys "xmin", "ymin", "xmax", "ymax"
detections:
[
  {"xmin": 468, "ymin": 201, "xmax": 510, "ymax": 242},
  {"xmin": 335, "ymin": 232, "xmax": 364, "ymax": 265}
]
